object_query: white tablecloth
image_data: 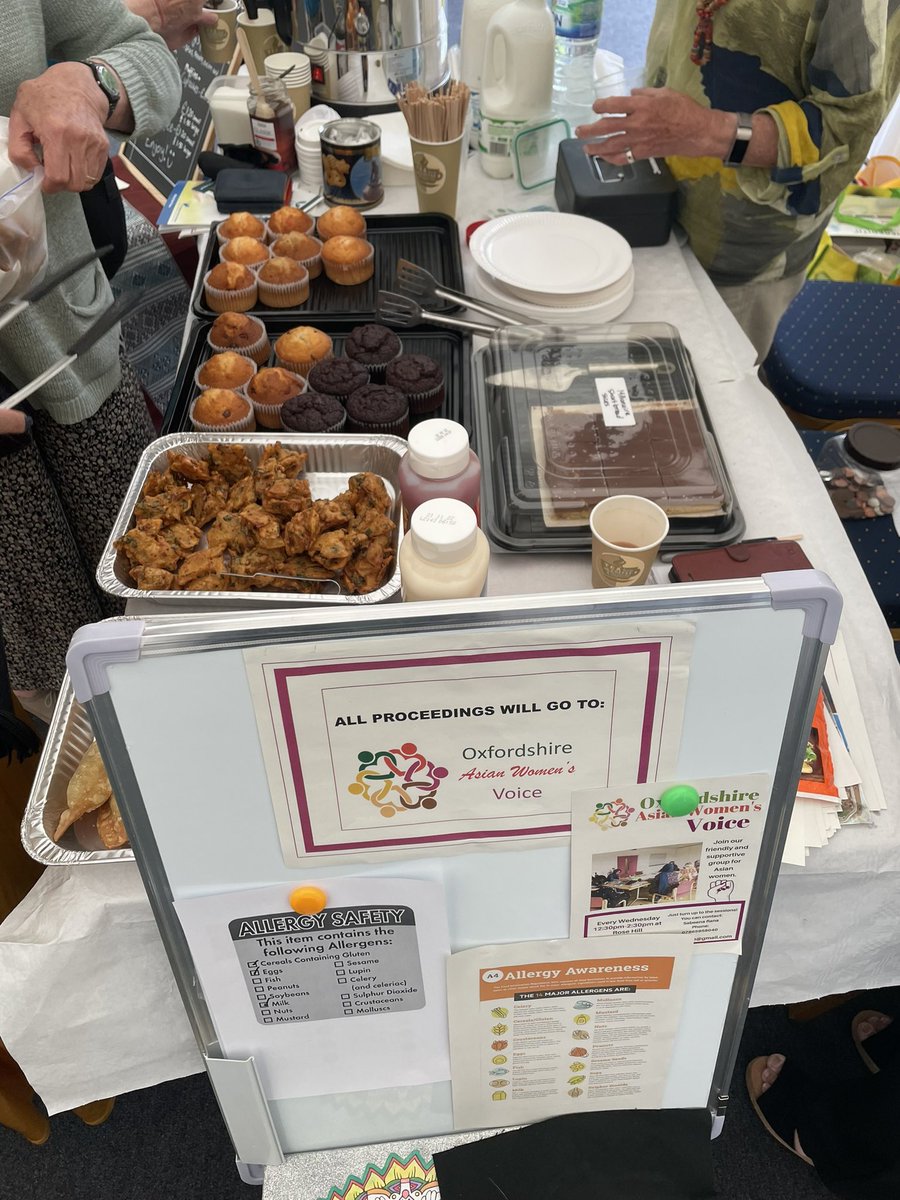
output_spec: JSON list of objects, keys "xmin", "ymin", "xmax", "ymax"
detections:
[{"xmin": 2, "ymin": 157, "xmax": 899, "ymax": 1114}]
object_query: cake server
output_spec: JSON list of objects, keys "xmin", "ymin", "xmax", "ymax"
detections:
[
  {"xmin": 486, "ymin": 361, "xmax": 675, "ymax": 392},
  {"xmin": 395, "ymin": 259, "xmax": 528, "ymax": 326}
]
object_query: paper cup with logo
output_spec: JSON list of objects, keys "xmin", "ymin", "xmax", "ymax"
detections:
[
  {"xmin": 236, "ymin": 10, "xmax": 286, "ymax": 77},
  {"xmin": 589, "ymin": 495, "xmax": 669, "ymax": 588},
  {"xmin": 200, "ymin": 0, "xmax": 238, "ymax": 64},
  {"xmin": 409, "ymin": 130, "xmax": 466, "ymax": 218}
]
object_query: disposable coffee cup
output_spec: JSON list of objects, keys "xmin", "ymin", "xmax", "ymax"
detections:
[
  {"xmin": 409, "ymin": 130, "xmax": 466, "ymax": 218},
  {"xmin": 237, "ymin": 10, "xmax": 287, "ymax": 77},
  {"xmin": 265, "ymin": 53, "xmax": 312, "ymax": 119},
  {"xmin": 589, "ymin": 495, "xmax": 669, "ymax": 588},
  {"xmin": 200, "ymin": 0, "xmax": 238, "ymax": 64}
]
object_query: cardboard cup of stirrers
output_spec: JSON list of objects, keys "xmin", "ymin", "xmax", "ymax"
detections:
[{"xmin": 399, "ymin": 81, "xmax": 470, "ymax": 218}]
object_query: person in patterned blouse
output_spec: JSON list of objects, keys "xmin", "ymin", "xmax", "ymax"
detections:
[{"xmin": 577, "ymin": 0, "xmax": 900, "ymax": 359}]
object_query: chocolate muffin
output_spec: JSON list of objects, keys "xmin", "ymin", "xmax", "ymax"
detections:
[
  {"xmin": 307, "ymin": 357, "xmax": 369, "ymax": 405},
  {"xmin": 344, "ymin": 323, "xmax": 402, "ymax": 380},
  {"xmin": 281, "ymin": 391, "xmax": 347, "ymax": 434},
  {"xmin": 385, "ymin": 353, "xmax": 445, "ymax": 414},
  {"xmin": 344, "ymin": 384, "xmax": 409, "ymax": 437}
]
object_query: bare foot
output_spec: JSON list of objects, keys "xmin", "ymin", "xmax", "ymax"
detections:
[{"xmin": 758, "ymin": 1055, "xmax": 812, "ymax": 1162}]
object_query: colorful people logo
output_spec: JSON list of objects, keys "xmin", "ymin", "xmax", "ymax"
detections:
[
  {"xmin": 589, "ymin": 798, "xmax": 635, "ymax": 829},
  {"xmin": 348, "ymin": 743, "xmax": 449, "ymax": 817}
]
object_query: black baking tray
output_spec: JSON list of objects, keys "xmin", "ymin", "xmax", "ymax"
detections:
[
  {"xmin": 193, "ymin": 212, "xmax": 465, "ymax": 321},
  {"xmin": 472, "ymin": 336, "xmax": 745, "ymax": 556},
  {"xmin": 162, "ymin": 317, "xmax": 473, "ymax": 436}
]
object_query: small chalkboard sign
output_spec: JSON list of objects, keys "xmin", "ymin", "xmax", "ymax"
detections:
[{"xmin": 120, "ymin": 37, "xmax": 231, "ymax": 202}]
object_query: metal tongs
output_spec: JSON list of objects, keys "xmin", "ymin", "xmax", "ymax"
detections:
[
  {"xmin": 222, "ymin": 570, "xmax": 343, "ymax": 594},
  {"xmin": 0, "ymin": 244, "xmax": 122, "ymax": 410}
]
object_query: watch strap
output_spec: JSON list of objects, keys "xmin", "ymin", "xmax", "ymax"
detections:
[{"xmin": 724, "ymin": 111, "xmax": 753, "ymax": 168}]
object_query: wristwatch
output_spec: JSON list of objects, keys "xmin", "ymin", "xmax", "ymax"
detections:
[
  {"xmin": 82, "ymin": 59, "xmax": 120, "ymax": 123},
  {"xmin": 724, "ymin": 112, "xmax": 754, "ymax": 167}
]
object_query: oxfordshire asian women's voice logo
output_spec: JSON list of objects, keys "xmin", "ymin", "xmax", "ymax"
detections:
[
  {"xmin": 347, "ymin": 743, "xmax": 449, "ymax": 818},
  {"xmin": 589, "ymin": 798, "xmax": 635, "ymax": 829}
]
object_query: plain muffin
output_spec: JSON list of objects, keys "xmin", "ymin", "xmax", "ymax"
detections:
[
  {"xmin": 271, "ymin": 232, "xmax": 323, "ymax": 279},
  {"xmin": 220, "ymin": 236, "xmax": 270, "ymax": 268},
  {"xmin": 218, "ymin": 211, "xmax": 266, "ymax": 241},
  {"xmin": 248, "ymin": 367, "xmax": 306, "ymax": 429},
  {"xmin": 320, "ymin": 236, "xmax": 374, "ymax": 286},
  {"xmin": 257, "ymin": 256, "xmax": 310, "ymax": 307},
  {"xmin": 267, "ymin": 206, "xmax": 315, "ymax": 237},
  {"xmin": 197, "ymin": 351, "xmax": 256, "ymax": 391},
  {"xmin": 274, "ymin": 325, "xmax": 334, "ymax": 374},
  {"xmin": 204, "ymin": 262, "xmax": 257, "ymax": 313},
  {"xmin": 316, "ymin": 205, "xmax": 367, "ymax": 240}
]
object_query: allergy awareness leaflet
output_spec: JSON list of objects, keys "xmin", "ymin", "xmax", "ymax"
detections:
[
  {"xmin": 244, "ymin": 621, "xmax": 692, "ymax": 865},
  {"xmin": 447, "ymin": 936, "xmax": 692, "ymax": 1128},
  {"xmin": 173, "ymin": 878, "xmax": 451, "ymax": 1102},
  {"xmin": 570, "ymin": 775, "xmax": 771, "ymax": 946}
]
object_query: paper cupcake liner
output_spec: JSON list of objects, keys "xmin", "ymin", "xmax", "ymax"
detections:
[
  {"xmin": 249, "ymin": 370, "xmax": 308, "ymax": 430},
  {"xmin": 265, "ymin": 215, "xmax": 316, "ymax": 243},
  {"xmin": 271, "ymin": 235, "xmax": 324, "ymax": 279},
  {"xmin": 203, "ymin": 275, "xmax": 258, "ymax": 313},
  {"xmin": 317, "ymin": 214, "xmax": 368, "ymax": 241},
  {"xmin": 322, "ymin": 242, "xmax": 375, "ymax": 286},
  {"xmin": 189, "ymin": 393, "xmax": 257, "ymax": 433},
  {"xmin": 257, "ymin": 268, "xmax": 310, "ymax": 308},
  {"xmin": 275, "ymin": 346, "xmax": 334, "ymax": 377},
  {"xmin": 206, "ymin": 319, "xmax": 270, "ymax": 366},
  {"xmin": 194, "ymin": 359, "xmax": 257, "ymax": 395},
  {"xmin": 346, "ymin": 410, "xmax": 410, "ymax": 438},
  {"xmin": 406, "ymin": 383, "xmax": 446, "ymax": 415},
  {"xmin": 216, "ymin": 221, "xmax": 267, "ymax": 246}
]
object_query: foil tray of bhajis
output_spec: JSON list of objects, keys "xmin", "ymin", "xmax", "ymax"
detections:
[
  {"xmin": 21, "ymin": 676, "xmax": 135, "ymax": 865},
  {"xmin": 97, "ymin": 433, "xmax": 407, "ymax": 605}
]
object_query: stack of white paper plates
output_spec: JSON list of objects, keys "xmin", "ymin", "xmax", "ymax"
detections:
[{"xmin": 470, "ymin": 212, "xmax": 634, "ymax": 316}]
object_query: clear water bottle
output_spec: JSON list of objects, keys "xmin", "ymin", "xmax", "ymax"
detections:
[{"xmin": 551, "ymin": 0, "xmax": 603, "ymax": 127}]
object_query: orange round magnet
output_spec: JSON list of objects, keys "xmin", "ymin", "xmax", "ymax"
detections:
[{"xmin": 289, "ymin": 886, "xmax": 328, "ymax": 915}]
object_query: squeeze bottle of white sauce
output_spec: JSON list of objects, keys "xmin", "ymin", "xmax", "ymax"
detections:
[
  {"xmin": 478, "ymin": 0, "xmax": 555, "ymax": 178},
  {"xmin": 399, "ymin": 498, "xmax": 490, "ymax": 601}
]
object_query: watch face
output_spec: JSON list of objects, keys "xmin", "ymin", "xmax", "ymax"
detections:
[{"xmin": 94, "ymin": 62, "xmax": 119, "ymax": 100}]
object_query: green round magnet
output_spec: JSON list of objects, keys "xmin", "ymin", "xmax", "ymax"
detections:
[{"xmin": 658, "ymin": 784, "xmax": 701, "ymax": 817}]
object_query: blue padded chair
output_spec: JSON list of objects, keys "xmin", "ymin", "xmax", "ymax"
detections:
[
  {"xmin": 798, "ymin": 429, "xmax": 900, "ymax": 661},
  {"xmin": 765, "ymin": 282, "xmax": 900, "ymax": 428}
]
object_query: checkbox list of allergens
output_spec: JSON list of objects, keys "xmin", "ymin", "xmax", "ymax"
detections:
[{"xmin": 229, "ymin": 906, "xmax": 426, "ymax": 1026}]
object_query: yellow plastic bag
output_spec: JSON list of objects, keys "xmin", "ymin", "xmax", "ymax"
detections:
[{"xmin": 855, "ymin": 156, "xmax": 900, "ymax": 188}]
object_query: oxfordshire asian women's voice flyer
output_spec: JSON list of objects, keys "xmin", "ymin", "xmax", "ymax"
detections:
[
  {"xmin": 447, "ymin": 935, "xmax": 693, "ymax": 1128},
  {"xmin": 570, "ymin": 774, "xmax": 772, "ymax": 946},
  {"xmin": 244, "ymin": 620, "xmax": 693, "ymax": 865}
]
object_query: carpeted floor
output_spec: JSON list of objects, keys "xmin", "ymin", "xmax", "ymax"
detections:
[{"xmin": 1, "ymin": 989, "xmax": 897, "ymax": 1200}]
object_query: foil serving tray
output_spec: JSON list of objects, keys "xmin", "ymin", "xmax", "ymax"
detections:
[
  {"xmin": 96, "ymin": 431, "xmax": 407, "ymax": 606},
  {"xmin": 20, "ymin": 676, "xmax": 134, "ymax": 866}
]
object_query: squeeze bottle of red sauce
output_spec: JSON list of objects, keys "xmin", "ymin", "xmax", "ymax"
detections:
[{"xmin": 397, "ymin": 419, "xmax": 482, "ymax": 529}]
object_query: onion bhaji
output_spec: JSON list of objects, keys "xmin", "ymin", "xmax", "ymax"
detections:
[{"xmin": 117, "ymin": 445, "xmax": 395, "ymax": 595}]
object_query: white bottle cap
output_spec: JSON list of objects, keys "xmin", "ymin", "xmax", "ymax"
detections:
[
  {"xmin": 406, "ymin": 420, "xmax": 470, "ymax": 479},
  {"xmin": 410, "ymin": 498, "xmax": 477, "ymax": 563}
]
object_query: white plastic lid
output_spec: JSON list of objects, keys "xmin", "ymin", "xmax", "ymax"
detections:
[
  {"xmin": 407, "ymin": 420, "xmax": 470, "ymax": 479},
  {"xmin": 410, "ymin": 498, "xmax": 477, "ymax": 563}
]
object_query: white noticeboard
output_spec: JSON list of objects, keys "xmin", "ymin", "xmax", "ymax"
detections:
[{"xmin": 66, "ymin": 574, "xmax": 839, "ymax": 1171}]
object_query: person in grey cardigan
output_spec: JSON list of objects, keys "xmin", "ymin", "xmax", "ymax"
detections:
[{"xmin": 0, "ymin": 0, "xmax": 180, "ymax": 724}]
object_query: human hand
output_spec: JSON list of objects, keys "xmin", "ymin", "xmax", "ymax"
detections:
[
  {"xmin": 8, "ymin": 63, "xmax": 110, "ymax": 193},
  {"xmin": 132, "ymin": 0, "xmax": 219, "ymax": 50},
  {"xmin": 575, "ymin": 87, "xmax": 735, "ymax": 165},
  {"xmin": 0, "ymin": 409, "xmax": 28, "ymax": 436}
]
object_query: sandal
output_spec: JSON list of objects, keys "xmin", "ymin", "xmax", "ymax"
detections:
[
  {"xmin": 851, "ymin": 1010, "xmax": 895, "ymax": 1074},
  {"xmin": 746, "ymin": 1055, "xmax": 815, "ymax": 1165}
]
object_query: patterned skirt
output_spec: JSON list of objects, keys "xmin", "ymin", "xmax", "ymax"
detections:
[{"xmin": 0, "ymin": 360, "xmax": 155, "ymax": 691}]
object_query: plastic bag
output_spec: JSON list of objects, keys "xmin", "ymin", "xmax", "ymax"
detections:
[
  {"xmin": 807, "ymin": 232, "xmax": 900, "ymax": 285},
  {"xmin": 0, "ymin": 116, "xmax": 47, "ymax": 304}
]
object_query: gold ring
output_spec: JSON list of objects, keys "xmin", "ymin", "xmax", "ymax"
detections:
[
  {"xmin": 624, "ymin": 147, "xmax": 635, "ymax": 165},
  {"xmin": 85, "ymin": 174, "xmax": 100, "ymax": 183}
]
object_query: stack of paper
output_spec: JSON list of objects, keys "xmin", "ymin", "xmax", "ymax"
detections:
[{"xmin": 783, "ymin": 632, "xmax": 886, "ymax": 865}]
